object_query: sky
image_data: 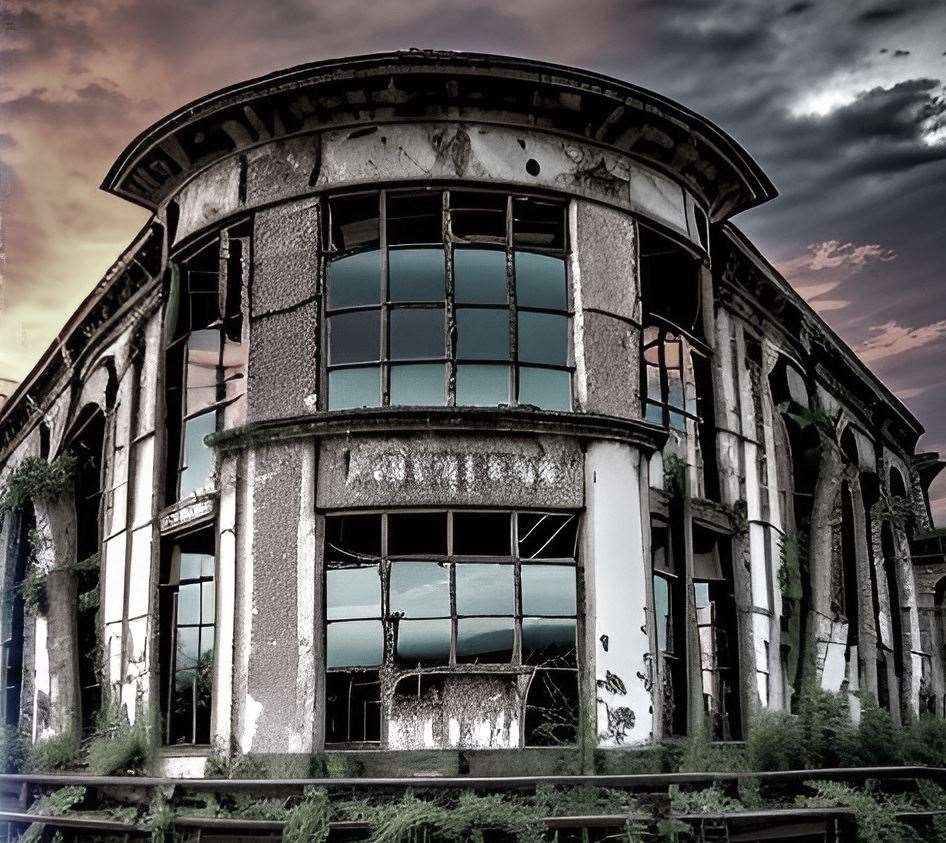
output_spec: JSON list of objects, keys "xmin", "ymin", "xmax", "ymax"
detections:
[{"xmin": 1, "ymin": 0, "xmax": 945, "ymax": 520}]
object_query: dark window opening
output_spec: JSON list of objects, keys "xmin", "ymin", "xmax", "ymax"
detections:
[
  {"xmin": 324, "ymin": 189, "xmax": 571, "ymax": 411},
  {"xmin": 67, "ymin": 404, "xmax": 107, "ymax": 734},
  {"xmin": 323, "ymin": 509, "xmax": 579, "ymax": 747},
  {"xmin": 165, "ymin": 225, "xmax": 248, "ymax": 504},
  {"xmin": 881, "ymin": 521, "xmax": 904, "ymax": 710},
  {"xmin": 524, "ymin": 669, "xmax": 579, "ymax": 746},
  {"xmin": 652, "ymin": 519, "xmax": 687, "ymax": 736},
  {"xmin": 639, "ymin": 226, "xmax": 703, "ymax": 338},
  {"xmin": 1, "ymin": 505, "xmax": 33, "ymax": 729},
  {"xmin": 838, "ymin": 484, "xmax": 859, "ymax": 639},
  {"xmin": 693, "ymin": 528, "xmax": 741, "ymax": 740},
  {"xmin": 159, "ymin": 527, "xmax": 215, "ymax": 745}
]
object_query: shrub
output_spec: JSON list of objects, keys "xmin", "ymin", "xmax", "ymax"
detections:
[
  {"xmin": 746, "ymin": 708, "xmax": 803, "ymax": 771},
  {"xmin": 86, "ymin": 703, "xmax": 151, "ymax": 775},
  {"xmin": 853, "ymin": 700, "xmax": 905, "ymax": 767},
  {"xmin": 27, "ymin": 729, "xmax": 80, "ymax": 772},
  {"xmin": 805, "ymin": 780, "xmax": 911, "ymax": 843},
  {"xmin": 904, "ymin": 716, "xmax": 946, "ymax": 767},
  {"xmin": 677, "ymin": 723, "xmax": 747, "ymax": 773},
  {"xmin": 204, "ymin": 740, "xmax": 267, "ymax": 779},
  {"xmin": 0, "ymin": 724, "xmax": 26, "ymax": 772},
  {"xmin": 796, "ymin": 684, "xmax": 856, "ymax": 768},
  {"xmin": 283, "ymin": 787, "xmax": 330, "ymax": 843},
  {"xmin": 0, "ymin": 454, "xmax": 76, "ymax": 514},
  {"xmin": 20, "ymin": 785, "xmax": 86, "ymax": 843}
]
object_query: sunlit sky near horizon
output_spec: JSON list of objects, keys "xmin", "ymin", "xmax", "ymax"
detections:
[{"xmin": 1, "ymin": 0, "xmax": 945, "ymax": 519}]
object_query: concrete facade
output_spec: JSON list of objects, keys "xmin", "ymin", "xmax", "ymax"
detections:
[{"xmin": 1, "ymin": 51, "xmax": 944, "ymax": 778}]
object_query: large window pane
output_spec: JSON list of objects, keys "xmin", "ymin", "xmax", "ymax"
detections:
[
  {"xmin": 517, "ymin": 513, "xmax": 578, "ymax": 560},
  {"xmin": 456, "ymin": 308, "xmax": 509, "ymax": 360},
  {"xmin": 390, "ymin": 309, "xmax": 444, "ymax": 359},
  {"xmin": 177, "ymin": 583, "xmax": 201, "ymax": 625},
  {"xmin": 327, "ymin": 567, "xmax": 381, "ymax": 620},
  {"xmin": 521, "ymin": 564, "xmax": 576, "ymax": 616},
  {"xmin": 451, "ymin": 192, "xmax": 506, "ymax": 242},
  {"xmin": 454, "ymin": 249, "xmax": 507, "ymax": 304},
  {"xmin": 331, "ymin": 195, "xmax": 380, "ymax": 253},
  {"xmin": 518, "ymin": 367, "xmax": 571, "ymax": 411},
  {"xmin": 456, "ymin": 364, "xmax": 509, "ymax": 406},
  {"xmin": 176, "ymin": 626, "xmax": 199, "ymax": 669},
  {"xmin": 185, "ymin": 330, "xmax": 221, "ymax": 415},
  {"xmin": 328, "ymin": 367, "xmax": 381, "ymax": 410},
  {"xmin": 654, "ymin": 574, "xmax": 672, "ymax": 653},
  {"xmin": 388, "ymin": 248, "xmax": 444, "ymax": 302},
  {"xmin": 390, "ymin": 364, "xmax": 446, "ymax": 406},
  {"xmin": 453, "ymin": 512, "xmax": 511, "ymax": 556},
  {"xmin": 326, "ymin": 514, "xmax": 382, "ymax": 560},
  {"xmin": 395, "ymin": 618, "xmax": 451, "ymax": 666},
  {"xmin": 518, "ymin": 312, "xmax": 568, "ymax": 365},
  {"xmin": 515, "ymin": 252, "xmax": 567, "ymax": 309},
  {"xmin": 456, "ymin": 564, "xmax": 514, "ymax": 615},
  {"xmin": 389, "ymin": 561, "xmax": 450, "ymax": 618},
  {"xmin": 387, "ymin": 192, "xmax": 442, "ymax": 246},
  {"xmin": 328, "ymin": 311, "xmax": 380, "ymax": 364},
  {"xmin": 457, "ymin": 618, "xmax": 514, "ymax": 663},
  {"xmin": 513, "ymin": 197, "xmax": 565, "ymax": 250},
  {"xmin": 327, "ymin": 620, "xmax": 383, "ymax": 669},
  {"xmin": 387, "ymin": 512, "xmax": 448, "ymax": 556},
  {"xmin": 328, "ymin": 251, "xmax": 381, "ymax": 309},
  {"xmin": 522, "ymin": 618, "xmax": 577, "ymax": 665},
  {"xmin": 178, "ymin": 411, "xmax": 216, "ymax": 498}
]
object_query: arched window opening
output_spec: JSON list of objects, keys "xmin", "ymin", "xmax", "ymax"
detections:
[
  {"xmin": 1, "ymin": 503, "xmax": 34, "ymax": 729},
  {"xmin": 165, "ymin": 223, "xmax": 248, "ymax": 505},
  {"xmin": 640, "ymin": 227, "xmax": 715, "ymax": 499},
  {"xmin": 692, "ymin": 527, "xmax": 741, "ymax": 740},
  {"xmin": 66, "ymin": 404, "xmax": 107, "ymax": 734},
  {"xmin": 881, "ymin": 521, "xmax": 904, "ymax": 712}
]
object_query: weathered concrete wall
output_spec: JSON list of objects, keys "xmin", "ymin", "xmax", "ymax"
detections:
[
  {"xmin": 584, "ymin": 441, "xmax": 652, "ymax": 746},
  {"xmin": 317, "ymin": 432, "xmax": 584, "ymax": 511},
  {"xmin": 169, "ymin": 123, "xmax": 707, "ymax": 253}
]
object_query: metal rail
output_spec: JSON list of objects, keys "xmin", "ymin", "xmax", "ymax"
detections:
[{"xmin": 2, "ymin": 765, "xmax": 943, "ymax": 793}]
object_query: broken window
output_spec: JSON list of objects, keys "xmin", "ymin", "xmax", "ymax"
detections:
[
  {"xmin": 640, "ymin": 227, "xmax": 714, "ymax": 497},
  {"xmin": 1, "ymin": 504, "xmax": 33, "ymax": 728},
  {"xmin": 67, "ymin": 404, "xmax": 107, "ymax": 733},
  {"xmin": 159, "ymin": 527, "xmax": 215, "ymax": 745},
  {"xmin": 325, "ymin": 190, "xmax": 571, "ymax": 411},
  {"xmin": 692, "ymin": 528, "xmax": 741, "ymax": 740},
  {"xmin": 323, "ymin": 510, "xmax": 580, "ymax": 747},
  {"xmin": 165, "ymin": 224, "xmax": 248, "ymax": 504},
  {"xmin": 651, "ymin": 520, "xmax": 687, "ymax": 735}
]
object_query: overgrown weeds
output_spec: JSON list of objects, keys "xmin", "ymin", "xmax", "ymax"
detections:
[
  {"xmin": 0, "ymin": 454, "xmax": 76, "ymax": 514},
  {"xmin": 27, "ymin": 729, "xmax": 81, "ymax": 772},
  {"xmin": 86, "ymin": 701, "xmax": 152, "ymax": 775}
]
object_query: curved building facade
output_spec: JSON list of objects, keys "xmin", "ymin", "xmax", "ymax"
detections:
[{"xmin": 1, "ymin": 51, "xmax": 944, "ymax": 777}]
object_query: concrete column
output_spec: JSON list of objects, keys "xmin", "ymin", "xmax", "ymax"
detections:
[{"xmin": 583, "ymin": 440, "xmax": 652, "ymax": 747}]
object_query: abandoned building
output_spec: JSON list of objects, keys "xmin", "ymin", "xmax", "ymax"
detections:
[{"xmin": 1, "ymin": 51, "xmax": 945, "ymax": 802}]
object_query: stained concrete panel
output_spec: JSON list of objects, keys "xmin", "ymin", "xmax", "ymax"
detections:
[
  {"xmin": 576, "ymin": 202, "xmax": 638, "ymax": 321},
  {"xmin": 174, "ymin": 157, "xmax": 241, "ymax": 244},
  {"xmin": 252, "ymin": 198, "xmax": 320, "ymax": 317},
  {"xmin": 247, "ymin": 302, "xmax": 320, "ymax": 422},
  {"xmin": 581, "ymin": 311, "xmax": 640, "ymax": 419},
  {"xmin": 317, "ymin": 432, "xmax": 584, "ymax": 510},
  {"xmin": 245, "ymin": 135, "xmax": 320, "ymax": 207},
  {"xmin": 244, "ymin": 441, "xmax": 309, "ymax": 752}
]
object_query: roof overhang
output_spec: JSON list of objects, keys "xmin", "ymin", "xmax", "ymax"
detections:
[{"xmin": 102, "ymin": 50, "xmax": 776, "ymax": 220}]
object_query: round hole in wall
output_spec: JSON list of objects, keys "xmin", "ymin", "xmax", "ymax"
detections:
[{"xmin": 525, "ymin": 158, "xmax": 541, "ymax": 177}]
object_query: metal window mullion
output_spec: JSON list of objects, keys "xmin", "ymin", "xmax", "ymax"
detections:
[
  {"xmin": 444, "ymin": 191, "xmax": 457, "ymax": 407},
  {"xmin": 380, "ymin": 191, "xmax": 391, "ymax": 406},
  {"xmin": 506, "ymin": 196, "xmax": 518, "ymax": 405}
]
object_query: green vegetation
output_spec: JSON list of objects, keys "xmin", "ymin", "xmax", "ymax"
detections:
[
  {"xmin": 27, "ymin": 729, "xmax": 81, "ymax": 773},
  {"xmin": 0, "ymin": 723, "xmax": 26, "ymax": 773},
  {"xmin": 86, "ymin": 701, "xmax": 152, "ymax": 775},
  {"xmin": 20, "ymin": 785, "xmax": 86, "ymax": 843},
  {"xmin": 0, "ymin": 453, "xmax": 76, "ymax": 514},
  {"xmin": 804, "ymin": 780, "xmax": 910, "ymax": 843}
]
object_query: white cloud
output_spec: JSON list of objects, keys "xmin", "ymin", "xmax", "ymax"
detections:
[
  {"xmin": 781, "ymin": 239, "xmax": 897, "ymax": 274},
  {"xmin": 856, "ymin": 319, "xmax": 946, "ymax": 362}
]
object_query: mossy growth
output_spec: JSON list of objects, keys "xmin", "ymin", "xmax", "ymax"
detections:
[
  {"xmin": 20, "ymin": 785, "xmax": 86, "ymax": 843},
  {"xmin": 0, "ymin": 453, "xmax": 76, "ymax": 514},
  {"xmin": 0, "ymin": 723, "xmax": 27, "ymax": 772},
  {"xmin": 86, "ymin": 700, "xmax": 152, "ymax": 775},
  {"xmin": 27, "ymin": 729, "xmax": 81, "ymax": 772},
  {"xmin": 804, "ymin": 780, "xmax": 910, "ymax": 843},
  {"xmin": 204, "ymin": 740, "xmax": 267, "ymax": 779}
]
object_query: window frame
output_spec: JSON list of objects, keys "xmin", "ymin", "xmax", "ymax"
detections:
[
  {"xmin": 322, "ymin": 188, "xmax": 574, "ymax": 411},
  {"xmin": 323, "ymin": 508, "xmax": 581, "ymax": 748}
]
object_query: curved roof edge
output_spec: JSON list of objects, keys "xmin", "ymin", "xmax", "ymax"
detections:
[{"xmin": 101, "ymin": 49, "xmax": 776, "ymax": 219}]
